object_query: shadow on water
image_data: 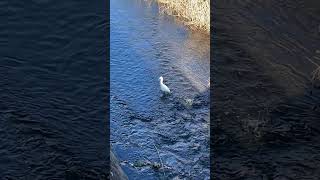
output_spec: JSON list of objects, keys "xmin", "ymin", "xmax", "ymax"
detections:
[
  {"xmin": 111, "ymin": 0, "xmax": 209, "ymax": 179},
  {"xmin": 212, "ymin": 0, "xmax": 320, "ymax": 179},
  {"xmin": 0, "ymin": 0, "xmax": 108, "ymax": 179}
]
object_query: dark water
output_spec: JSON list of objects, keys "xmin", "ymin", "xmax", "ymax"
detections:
[
  {"xmin": 0, "ymin": 1, "xmax": 108, "ymax": 178},
  {"xmin": 212, "ymin": 0, "xmax": 320, "ymax": 179},
  {"xmin": 111, "ymin": 0, "xmax": 210, "ymax": 179}
]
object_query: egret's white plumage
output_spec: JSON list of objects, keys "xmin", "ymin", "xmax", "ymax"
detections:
[{"xmin": 159, "ymin": 76, "xmax": 171, "ymax": 94}]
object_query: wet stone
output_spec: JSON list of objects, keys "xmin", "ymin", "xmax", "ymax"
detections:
[
  {"xmin": 151, "ymin": 162, "xmax": 161, "ymax": 170},
  {"xmin": 181, "ymin": 113, "xmax": 192, "ymax": 121}
]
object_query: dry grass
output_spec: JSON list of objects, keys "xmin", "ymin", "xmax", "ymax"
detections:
[{"xmin": 156, "ymin": 0, "xmax": 210, "ymax": 33}]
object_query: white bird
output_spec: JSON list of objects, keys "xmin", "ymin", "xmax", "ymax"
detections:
[{"xmin": 159, "ymin": 76, "xmax": 171, "ymax": 94}]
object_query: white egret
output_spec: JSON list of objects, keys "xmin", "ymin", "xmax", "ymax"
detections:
[{"xmin": 159, "ymin": 76, "xmax": 171, "ymax": 94}]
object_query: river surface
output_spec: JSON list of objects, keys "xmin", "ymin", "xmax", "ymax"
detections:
[
  {"xmin": 212, "ymin": 1, "xmax": 320, "ymax": 179},
  {"xmin": 0, "ymin": 1, "xmax": 108, "ymax": 178},
  {"xmin": 110, "ymin": 0, "xmax": 210, "ymax": 179}
]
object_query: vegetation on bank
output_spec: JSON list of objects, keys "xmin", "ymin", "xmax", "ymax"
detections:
[{"xmin": 156, "ymin": 0, "xmax": 210, "ymax": 33}]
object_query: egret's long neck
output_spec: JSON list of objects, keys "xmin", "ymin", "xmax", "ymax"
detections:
[{"xmin": 160, "ymin": 79, "xmax": 163, "ymax": 84}]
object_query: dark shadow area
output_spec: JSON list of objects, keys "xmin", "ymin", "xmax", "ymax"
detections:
[
  {"xmin": 211, "ymin": 0, "xmax": 320, "ymax": 179},
  {"xmin": 0, "ymin": 1, "xmax": 109, "ymax": 179}
]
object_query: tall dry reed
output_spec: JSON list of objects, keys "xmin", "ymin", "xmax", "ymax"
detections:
[{"xmin": 156, "ymin": 0, "xmax": 210, "ymax": 33}]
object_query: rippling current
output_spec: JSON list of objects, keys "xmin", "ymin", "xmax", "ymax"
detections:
[
  {"xmin": 0, "ymin": 1, "xmax": 108, "ymax": 178},
  {"xmin": 213, "ymin": 1, "xmax": 320, "ymax": 179},
  {"xmin": 111, "ymin": 0, "xmax": 210, "ymax": 179}
]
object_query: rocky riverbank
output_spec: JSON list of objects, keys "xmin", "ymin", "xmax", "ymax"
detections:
[{"xmin": 110, "ymin": 151, "xmax": 128, "ymax": 180}]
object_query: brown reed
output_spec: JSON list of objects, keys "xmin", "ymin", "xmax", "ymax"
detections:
[{"xmin": 156, "ymin": 0, "xmax": 210, "ymax": 33}]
